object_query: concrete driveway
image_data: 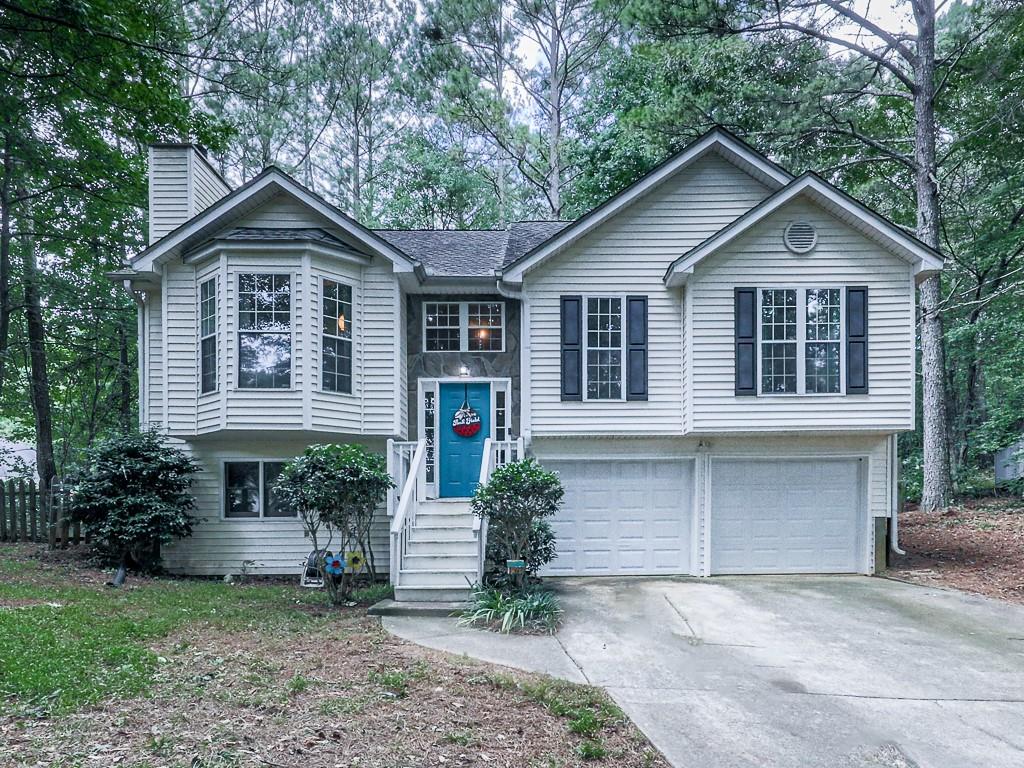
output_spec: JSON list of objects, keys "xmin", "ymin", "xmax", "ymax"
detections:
[{"xmin": 384, "ymin": 576, "xmax": 1024, "ymax": 768}]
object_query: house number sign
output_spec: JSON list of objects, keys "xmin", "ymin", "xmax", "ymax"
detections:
[{"xmin": 452, "ymin": 385, "xmax": 482, "ymax": 438}]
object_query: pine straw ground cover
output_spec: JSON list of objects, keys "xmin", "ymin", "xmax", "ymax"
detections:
[
  {"xmin": 0, "ymin": 545, "xmax": 666, "ymax": 768},
  {"xmin": 889, "ymin": 497, "xmax": 1024, "ymax": 604}
]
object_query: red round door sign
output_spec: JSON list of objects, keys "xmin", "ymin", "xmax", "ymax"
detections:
[{"xmin": 452, "ymin": 402, "xmax": 482, "ymax": 437}]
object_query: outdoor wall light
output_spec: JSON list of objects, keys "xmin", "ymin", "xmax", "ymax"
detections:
[{"xmin": 459, "ymin": 365, "xmax": 470, "ymax": 377}]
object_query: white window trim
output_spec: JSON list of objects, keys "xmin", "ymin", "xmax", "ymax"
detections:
[
  {"xmin": 756, "ymin": 286, "xmax": 845, "ymax": 396},
  {"xmin": 582, "ymin": 293, "xmax": 626, "ymax": 402},
  {"xmin": 235, "ymin": 271, "xmax": 296, "ymax": 391},
  {"xmin": 422, "ymin": 301, "xmax": 506, "ymax": 353},
  {"xmin": 320, "ymin": 275, "xmax": 355, "ymax": 396},
  {"xmin": 220, "ymin": 459, "xmax": 298, "ymax": 521},
  {"xmin": 197, "ymin": 274, "xmax": 218, "ymax": 397}
]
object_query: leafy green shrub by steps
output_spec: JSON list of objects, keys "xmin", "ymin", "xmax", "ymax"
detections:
[
  {"xmin": 273, "ymin": 444, "xmax": 394, "ymax": 604},
  {"xmin": 458, "ymin": 584, "xmax": 562, "ymax": 633},
  {"xmin": 68, "ymin": 429, "xmax": 200, "ymax": 572},
  {"xmin": 471, "ymin": 458, "xmax": 564, "ymax": 586}
]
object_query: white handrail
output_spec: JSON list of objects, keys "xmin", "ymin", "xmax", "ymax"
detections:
[{"xmin": 390, "ymin": 439, "xmax": 426, "ymax": 586}]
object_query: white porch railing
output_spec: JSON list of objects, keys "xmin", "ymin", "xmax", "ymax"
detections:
[
  {"xmin": 388, "ymin": 439, "xmax": 427, "ymax": 587},
  {"xmin": 473, "ymin": 437, "xmax": 526, "ymax": 581}
]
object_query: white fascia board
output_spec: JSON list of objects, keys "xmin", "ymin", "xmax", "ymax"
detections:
[
  {"xmin": 182, "ymin": 240, "xmax": 372, "ymax": 267},
  {"xmin": 500, "ymin": 130, "xmax": 792, "ymax": 284},
  {"xmin": 663, "ymin": 175, "xmax": 946, "ymax": 287},
  {"xmin": 132, "ymin": 169, "xmax": 417, "ymax": 274}
]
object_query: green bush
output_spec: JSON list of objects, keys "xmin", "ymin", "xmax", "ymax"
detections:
[
  {"xmin": 69, "ymin": 429, "xmax": 199, "ymax": 575},
  {"xmin": 472, "ymin": 458, "xmax": 564, "ymax": 586},
  {"xmin": 274, "ymin": 444, "xmax": 394, "ymax": 604},
  {"xmin": 458, "ymin": 584, "xmax": 562, "ymax": 634}
]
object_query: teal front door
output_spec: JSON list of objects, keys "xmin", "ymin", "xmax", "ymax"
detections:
[{"xmin": 439, "ymin": 382, "xmax": 491, "ymax": 498}]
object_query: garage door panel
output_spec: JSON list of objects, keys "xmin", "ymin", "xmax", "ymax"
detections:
[
  {"xmin": 542, "ymin": 458, "xmax": 693, "ymax": 576},
  {"xmin": 711, "ymin": 458, "xmax": 863, "ymax": 574}
]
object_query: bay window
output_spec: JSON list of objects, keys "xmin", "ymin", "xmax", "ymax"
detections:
[
  {"xmin": 238, "ymin": 273, "xmax": 291, "ymax": 389},
  {"xmin": 322, "ymin": 278, "xmax": 353, "ymax": 394}
]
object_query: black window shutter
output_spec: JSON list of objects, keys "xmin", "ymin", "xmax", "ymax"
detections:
[
  {"xmin": 626, "ymin": 295, "xmax": 648, "ymax": 401},
  {"xmin": 846, "ymin": 286, "xmax": 869, "ymax": 394},
  {"xmin": 560, "ymin": 295, "xmax": 582, "ymax": 401},
  {"xmin": 735, "ymin": 287, "xmax": 757, "ymax": 395}
]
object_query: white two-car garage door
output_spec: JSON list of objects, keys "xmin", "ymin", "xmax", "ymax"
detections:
[
  {"xmin": 710, "ymin": 458, "xmax": 865, "ymax": 574},
  {"xmin": 543, "ymin": 459, "xmax": 693, "ymax": 576}
]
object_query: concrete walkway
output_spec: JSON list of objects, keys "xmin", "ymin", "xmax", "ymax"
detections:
[{"xmin": 384, "ymin": 576, "xmax": 1024, "ymax": 768}]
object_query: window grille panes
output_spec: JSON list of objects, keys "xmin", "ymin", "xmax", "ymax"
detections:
[
  {"xmin": 586, "ymin": 297, "xmax": 622, "ymax": 400},
  {"xmin": 805, "ymin": 288, "xmax": 842, "ymax": 393},
  {"xmin": 424, "ymin": 390, "xmax": 436, "ymax": 483},
  {"xmin": 468, "ymin": 303, "xmax": 504, "ymax": 351},
  {"xmin": 760, "ymin": 289, "xmax": 797, "ymax": 393},
  {"xmin": 225, "ymin": 462, "xmax": 260, "ymax": 518},
  {"xmin": 322, "ymin": 279, "xmax": 353, "ymax": 394},
  {"xmin": 424, "ymin": 302, "xmax": 461, "ymax": 351},
  {"xmin": 238, "ymin": 274, "xmax": 291, "ymax": 388},
  {"xmin": 495, "ymin": 389, "xmax": 507, "ymax": 441},
  {"xmin": 262, "ymin": 462, "xmax": 296, "ymax": 517},
  {"xmin": 199, "ymin": 278, "xmax": 217, "ymax": 394}
]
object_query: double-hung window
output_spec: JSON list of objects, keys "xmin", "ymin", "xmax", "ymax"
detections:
[
  {"xmin": 322, "ymin": 279, "xmax": 353, "ymax": 394},
  {"xmin": 224, "ymin": 460, "xmax": 295, "ymax": 518},
  {"xmin": 585, "ymin": 296, "xmax": 623, "ymax": 400},
  {"xmin": 238, "ymin": 273, "xmax": 291, "ymax": 389},
  {"xmin": 199, "ymin": 277, "xmax": 217, "ymax": 394},
  {"xmin": 759, "ymin": 288, "xmax": 842, "ymax": 395},
  {"xmin": 424, "ymin": 301, "xmax": 504, "ymax": 352}
]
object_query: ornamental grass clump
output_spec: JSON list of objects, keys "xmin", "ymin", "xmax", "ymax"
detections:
[
  {"xmin": 458, "ymin": 584, "xmax": 562, "ymax": 634},
  {"xmin": 273, "ymin": 444, "xmax": 393, "ymax": 605}
]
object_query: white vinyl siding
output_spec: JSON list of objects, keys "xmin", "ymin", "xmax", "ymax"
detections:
[
  {"xmin": 148, "ymin": 146, "xmax": 229, "ymax": 244},
  {"xmin": 689, "ymin": 198, "xmax": 915, "ymax": 432},
  {"xmin": 160, "ymin": 436, "xmax": 391, "ymax": 576},
  {"xmin": 525, "ymin": 152, "xmax": 773, "ymax": 436}
]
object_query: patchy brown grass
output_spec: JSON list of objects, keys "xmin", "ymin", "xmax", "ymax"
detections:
[
  {"xmin": 889, "ymin": 497, "xmax": 1024, "ymax": 603},
  {"xmin": 0, "ymin": 545, "xmax": 667, "ymax": 768}
]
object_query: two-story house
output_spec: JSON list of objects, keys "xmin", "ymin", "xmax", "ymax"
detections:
[{"xmin": 115, "ymin": 130, "xmax": 942, "ymax": 601}]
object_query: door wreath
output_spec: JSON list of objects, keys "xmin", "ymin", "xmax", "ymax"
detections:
[{"xmin": 451, "ymin": 384, "xmax": 482, "ymax": 437}]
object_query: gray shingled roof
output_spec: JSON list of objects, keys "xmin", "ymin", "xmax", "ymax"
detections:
[
  {"xmin": 376, "ymin": 221, "xmax": 570, "ymax": 277},
  {"xmin": 221, "ymin": 227, "xmax": 346, "ymax": 245}
]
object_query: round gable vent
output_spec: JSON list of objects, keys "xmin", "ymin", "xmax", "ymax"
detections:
[{"xmin": 784, "ymin": 221, "xmax": 817, "ymax": 254}]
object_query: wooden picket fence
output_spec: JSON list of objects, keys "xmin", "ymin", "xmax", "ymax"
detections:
[{"xmin": 0, "ymin": 478, "xmax": 84, "ymax": 547}]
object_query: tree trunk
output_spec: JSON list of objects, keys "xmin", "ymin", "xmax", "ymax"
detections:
[
  {"xmin": 545, "ymin": 17, "xmax": 562, "ymax": 219},
  {"xmin": 21, "ymin": 206, "xmax": 57, "ymax": 545},
  {"xmin": 0, "ymin": 131, "xmax": 12, "ymax": 401},
  {"xmin": 913, "ymin": 0, "xmax": 952, "ymax": 512}
]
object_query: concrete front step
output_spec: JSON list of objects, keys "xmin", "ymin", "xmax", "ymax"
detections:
[
  {"xmin": 367, "ymin": 598, "xmax": 468, "ymax": 617},
  {"xmin": 394, "ymin": 585, "xmax": 473, "ymax": 603},
  {"xmin": 405, "ymin": 538, "xmax": 477, "ymax": 556},
  {"xmin": 399, "ymin": 568, "xmax": 477, "ymax": 587},
  {"xmin": 417, "ymin": 501, "xmax": 472, "ymax": 515},
  {"xmin": 402, "ymin": 553, "xmax": 479, "ymax": 571}
]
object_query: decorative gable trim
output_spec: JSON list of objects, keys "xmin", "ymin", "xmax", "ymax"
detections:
[
  {"xmin": 664, "ymin": 173, "xmax": 945, "ymax": 287},
  {"xmin": 132, "ymin": 167, "xmax": 419, "ymax": 276},
  {"xmin": 499, "ymin": 128, "xmax": 792, "ymax": 283}
]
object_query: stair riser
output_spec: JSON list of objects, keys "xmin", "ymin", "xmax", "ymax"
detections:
[
  {"xmin": 394, "ymin": 586, "xmax": 472, "ymax": 603},
  {"xmin": 406, "ymin": 540, "xmax": 477, "ymax": 556},
  {"xmin": 414, "ymin": 513, "xmax": 475, "ymax": 528},
  {"xmin": 402, "ymin": 555, "xmax": 478, "ymax": 571},
  {"xmin": 399, "ymin": 570, "xmax": 477, "ymax": 587},
  {"xmin": 409, "ymin": 527, "xmax": 476, "ymax": 542}
]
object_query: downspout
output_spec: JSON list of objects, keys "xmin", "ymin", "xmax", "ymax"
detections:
[
  {"xmin": 125, "ymin": 280, "xmax": 146, "ymax": 428},
  {"xmin": 890, "ymin": 433, "xmax": 906, "ymax": 555},
  {"xmin": 495, "ymin": 276, "xmax": 530, "ymax": 447}
]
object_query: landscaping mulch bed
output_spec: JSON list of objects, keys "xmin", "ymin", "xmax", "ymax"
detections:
[
  {"xmin": 0, "ymin": 544, "xmax": 667, "ymax": 768},
  {"xmin": 888, "ymin": 497, "xmax": 1024, "ymax": 604}
]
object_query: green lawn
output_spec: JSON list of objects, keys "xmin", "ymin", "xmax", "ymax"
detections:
[{"xmin": 0, "ymin": 553, "xmax": 332, "ymax": 717}]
